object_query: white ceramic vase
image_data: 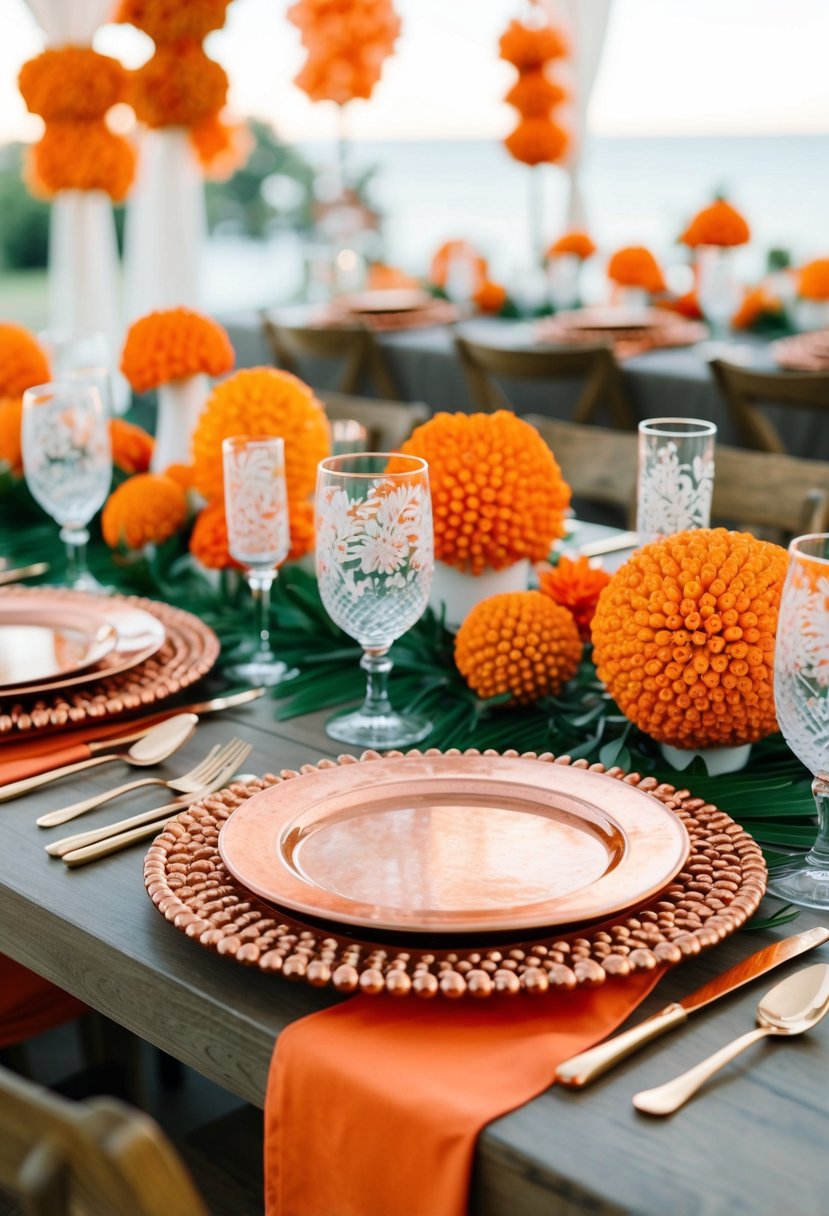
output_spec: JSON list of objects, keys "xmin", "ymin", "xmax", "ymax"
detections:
[
  {"xmin": 429, "ymin": 559, "xmax": 530, "ymax": 632},
  {"xmin": 660, "ymin": 741, "xmax": 752, "ymax": 777},
  {"xmin": 151, "ymin": 373, "xmax": 208, "ymax": 473}
]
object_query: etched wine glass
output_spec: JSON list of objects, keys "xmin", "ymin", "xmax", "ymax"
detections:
[
  {"xmin": 315, "ymin": 453, "xmax": 433, "ymax": 748},
  {"xmin": 766, "ymin": 534, "xmax": 829, "ymax": 909},
  {"xmin": 21, "ymin": 380, "xmax": 112, "ymax": 592},
  {"xmin": 222, "ymin": 436, "xmax": 292, "ymax": 686},
  {"xmin": 636, "ymin": 418, "xmax": 716, "ymax": 545}
]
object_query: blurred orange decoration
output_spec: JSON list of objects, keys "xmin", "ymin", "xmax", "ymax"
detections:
[
  {"xmin": 731, "ymin": 286, "xmax": 783, "ymax": 331},
  {"xmin": 110, "ymin": 418, "xmax": 154, "ymax": 475},
  {"xmin": 366, "ymin": 263, "xmax": 421, "ymax": 290},
  {"xmin": 189, "ymin": 500, "xmax": 239, "ymax": 569},
  {"xmin": 190, "ymin": 114, "xmax": 255, "ymax": 179},
  {"xmin": 0, "ymin": 399, "xmax": 23, "ymax": 476},
  {"xmin": 130, "ymin": 43, "xmax": 229, "ymax": 130},
  {"xmin": 607, "ymin": 246, "xmax": 667, "ymax": 294},
  {"xmin": 120, "ymin": 309, "xmax": 235, "ymax": 394},
  {"xmin": 658, "ymin": 289, "xmax": 704, "ymax": 321},
  {"xmin": 0, "ymin": 323, "xmax": 50, "ymax": 398},
  {"xmin": 473, "ymin": 279, "xmax": 508, "ymax": 314},
  {"xmin": 798, "ymin": 258, "xmax": 829, "ymax": 300},
  {"xmin": 546, "ymin": 231, "xmax": 596, "ymax": 260},
  {"xmin": 500, "ymin": 16, "xmax": 569, "ymax": 167},
  {"xmin": 288, "ymin": 0, "xmax": 401, "ymax": 105},
  {"xmin": 18, "ymin": 48, "xmax": 135, "ymax": 200},
  {"xmin": 680, "ymin": 198, "xmax": 751, "ymax": 248},
  {"xmin": 538, "ymin": 554, "xmax": 611, "ymax": 641},
  {"xmin": 116, "ymin": 0, "xmax": 232, "ymax": 41},
  {"xmin": 429, "ymin": 240, "xmax": 488, "ymax": 294},
  {"xmin": 102, "ymin": 473, "xmax": 188, "ymax": 551}
]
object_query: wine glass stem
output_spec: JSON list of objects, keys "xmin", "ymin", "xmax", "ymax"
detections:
[
  {"xmin": 360, "ymin": 648, "xmax": 394, "ymax": 719},
  {"xmin": 249, "ymin": 571, "xmax": 276, "ymax": 657},
  {"xmin": 60, "ymin": 526, "xmax": 90, "ymax": 586},
  {"xmin": 807, "ymin": 774, "xmax": 829, "ymax": 866}
]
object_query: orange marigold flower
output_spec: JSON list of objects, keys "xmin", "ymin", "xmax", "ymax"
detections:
[
  {"xmin": 189, "ymin": 499, "xmax": 239, "ymax": 569},
  {"xmin": 455, "ymin": 590, "xmax": 582, "ymax": 704},
  {"xmin": 163, "ymin": 462, "xmax": 196, "ymax": 491},
  {"xmin": 591, "ymin": 528, "xmax": 788, "ymax": 750},
  {"xmin": 288, "ymin": 0, "xmax": 400, "ymax": 105},
  {"xmin": 130, "ymin": 43, "xmax": 228, "ymax": 130},
  {"xmin": 538, "ymin": 555, "xmax": 611, "ymax": 642},
  {"xmin": 499, "ymin": 20, "xmax": 568, "ymax": 69},
  {"xmin": 287, "ymin": 498, "xmax": 316, "ymax": 562},
  {"xmin": 473, "ymin": 279, "xmax": 507, "ymax": 314},
  {"xmin": 0, "ymin": 323, "xmax": 50, "ymax": 397},
  {"xmin": 0, "ymin": 397, "xmax": 23, "ymax": 475},
  {"xmin": 19, "ymin": 48, "xmax": 128, "ymax": 122},
  {"xmin": 116, "ymin": 0, "xmax": 232, "ymax": 41},
  {"xmin": 394, "ymin": 411, "xmax": 571, "ymax": 575},
  {"xmin": 120, "ymin": 308, "xmax": 234, "ymax": 394},
  {"xmin": 607, "ymin": 246, "xmax": 667, "ymax": 294},
  {"xmin": 189, "ymin": 114, "xmax": 253, "ymax": 180},
  {"xmin": 680, "ymin": 199, "xmax": 750, "ymax": 248},
  {"xmin": 731, "ymin": 286, "xmax": 782, "ymax": 331},
  {"xmin": 798, "ymin": 258, "xmax": 829, "ymax": 302},
  {"xmin": 191, "ymin": 367, "xmax": 330, "ymax": 511},
  {"xmin": 505, "ymin": 69, "xmax": 567, "ymax": 117},
  {"xmin": 546, "ymin": 231, "xmax": 596, "ymax": 260},
  {"xmin": 504, "ymin": 117, "xmax": 569, "ymax": 167},
  {"xmin": 109, "ymin": 418, "xmax": 154, "ymax": 475},
  {"xmin": 27, "ymin": 120, "xmax": 135, "ymax": 201},
  {"xmin": 102, "ymin": 473, "xmax": 187, "ymax": 551},
  {"xmin": 429, "ymin": 240, "xmax": 488, "ymax": 293}
]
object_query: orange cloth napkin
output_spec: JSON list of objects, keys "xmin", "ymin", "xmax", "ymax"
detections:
[
  {"xmin": 0, "ymin": 955, "xmax": 87, "ymax": 1048},
  {"xmin": 265, "ymin": 968, "xmax": 664, "ymax": 1216}
]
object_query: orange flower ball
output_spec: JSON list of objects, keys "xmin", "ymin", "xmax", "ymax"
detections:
[
  {"xmin": 590, "ymin": 528, "xmax": 789, "ymax": 750},
  {"xmin": 607, "ymin": 246, "xmax": 667, "ymax": 294},
  {"xmin": 680, "ymin": 199, "xmax": 750, "ymax": 248},
  {"xmin": 189, "ymin": 500, "xmax": 238, "ymax": 569},
  {"xmin": 191, "ymin": 367, "xmax": 330, "ymax": 511},
  {"xmin": 395, "ymin": 411, "xmax": 571, "ymax": 575},
  {"xmin": 505, "ymin": 70, "xmax": 567, "ymax": 118},
  {"xmin": 473, "ymin": 279, "xmax": 507, "ymax": 314},
  {"xmin": 0, "ymin": 323, "xmax": 50, "ymax": 397},
  {"xmin": 0, "ymin": 397, "xmax": 23, "ymax": 475},
  {"xmin": 798, "ymin": 258, "xmax": 829, "ymax": 302},
  {"xmin": 288, "ymin": 0, "xmax": 400, "ymax": 105},
  {"xmin": 455, "ymin": 591, "xmax": 582, "ymax": 705},
  {"xmin": 110, "ymin": 418, "xmax": 154, "ymax": 475},
  {"xmin": 19, "ymin": 48, "xmax": 128, "ymax": 121},
  {"xmin": 27, "ymin": 121, "xmax": 135, "ymax": 201},
  {"xmin": 130, "ymin": 43, "xmax": 228, "ymax": 129},
  {"xmin": 120, "ymin": 308, "xmax": 234, "ymax": 394},
  {"xmin": 546, "ymin": 231, "xmax": 597, "ymax": 260},
  {"xmin": 538, "ymin": 555, "xmax": 611, "ymax": 642},
  {"xmin": 117, "ymin": 0, "xmax": 232, "ymax": 41},
  {"xmin": 499, "ymin": 20, "xmax": 568, "ymax": 69},
  {"xmin": 504, "ymin": 117, "xmax": 569, "ymax": 167},
  {"xmin": 102, "ymin": 473, "xmax": 187, "ymax": 551}
]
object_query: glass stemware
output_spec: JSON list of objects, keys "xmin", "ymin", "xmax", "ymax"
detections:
[
  {"xmin": 315, "ymin": 453, "xmax": 433, "ymax": 748},
  {"xmin": 766, "ymin": 534, "xmax": 829, "ymax": 909},
  {"xmin": 222, "ymin": 435, "xmax": 292, "ymax": 686},
  {"xmin": 21, "ymin": 380, "xmax": 112, "ymax": 593},
  {"xmin": 636, "ymin": 417, "xmax": 716, "ymax": 546}
]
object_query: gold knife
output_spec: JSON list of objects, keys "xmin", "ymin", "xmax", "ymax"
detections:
[
  {"xmin": 555, "ymin": 925, "xmax": 829, "ymax": 1088},
  {"xmin": 81, "ymin": 687, "xmax": 266, "ymax": 753}
]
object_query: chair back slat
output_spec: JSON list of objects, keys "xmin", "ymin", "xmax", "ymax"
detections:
[
  {"xmin": 710, "ymin": 360, "xmax": 829, "ymax": 453},
  {"xmin": 262, "ymin": 316, "xmax": 402, "ymax": 400},
  {"xmin": 320, "ymin": 390, "xmax": 429, "ymax": 451}
]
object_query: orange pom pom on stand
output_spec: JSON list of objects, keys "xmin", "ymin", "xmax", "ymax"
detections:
[{"xmin": 102, "ymin": 473, "xmax": 188, "ymax": 551}]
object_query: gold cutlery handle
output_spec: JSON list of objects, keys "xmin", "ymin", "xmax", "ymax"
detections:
[
  {"xmin": 46, "ymin": 802, "xmax": 185, "ymax": 857},
  {"xmin": 36, "ymin": 776, "xmax": 165, "ymax": 828},
  {"xmin": 0, "ymin": 753, "xmax": 116, "ymax": 803},
  {"xmin": 555, "ymin": 1003, "xmax": 688, "ymax": 1087},
  {"xmin": 632, "ymin": 1026, "xmax": 770, "ymax": 1115},
  {"xmin": 62, "ymin": 816, "xmax": 177, "ymax": 867}
]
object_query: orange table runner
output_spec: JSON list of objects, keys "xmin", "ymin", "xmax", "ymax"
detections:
[{"xmin": 265, "ymin": 968, "xmax": 664, "ymax": 1216}]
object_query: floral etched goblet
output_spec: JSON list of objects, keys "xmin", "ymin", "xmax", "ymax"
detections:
[
  {"xmin": 636, "ymin": 417, "xmax": 716, "ymax": 546},
  {"xmin": 222, "ymin": 435, "xmax": 292, "ymax": 686},
  {"xmin": 21, "ymin": 380, "xmax": 112, "ymax": 592},
  {"xmin": 316, "ymin": 453, "xmax": 433, "ymax": 748},
  {"xmin": 766, "ymin": 534, "xmax": 829, "ymax": 909}
]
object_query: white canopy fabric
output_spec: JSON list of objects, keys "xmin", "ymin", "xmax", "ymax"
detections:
[{"xmin": 24, "ymin": 0, "xmax": 113, "ymax": 43}]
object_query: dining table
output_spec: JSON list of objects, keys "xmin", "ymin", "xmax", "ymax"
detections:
[{"xmin": 1, "ymin": 526, "xmax": 827, "ymax": 1216}]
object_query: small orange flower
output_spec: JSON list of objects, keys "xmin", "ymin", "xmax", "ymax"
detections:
[
  {"xmin": 163, "ymin": 462, "xmax": 196, "ymax": 491},
  {"xmin": 546, "ymin": 231, "xmax": 596, "ymax": 260},
  {"xmin": 189, "ymin": 500, "xmax": 239, "ymax": 569},
  {"xmin": 429, "ymin": 241, "xmax": 488, "ymax": 294},
  {"xmin": 499, "ymin": 20, "xmax": 568, "ymax": 69},
  {"xmin": 116, "ymin": 0, "xmax": 232, "ymax": 41},
  {"xmin": 0, "ymin": 324, "xmax": 50, "ymax": 397},
  {"xmin": 102, "ymin": 474, "xmax": 187, "ymax": 550},
  {"xmin": 680, "ymin": 199, "xmax": 750, "ymax": 248},
  {"xmin": 607, "ymin": 246, "xmax": 667, "ymax": 294},
  {"xmin": 394, "ymin": 411, "xmax": 571, "ymax": 575},
  {"xmin": 455, "ymin": 590, "xmax": 582, "ymax": 704},
  {"xmin": 504, "ymin": 117, "xmax": 568, "ymax": 167},
  {"xmin": 110, "ymin": 418, "xmax": 154, "ymax": 475},
  {"xmin": 0, "ymin": 397, "xmax": 23, "ymax": 475},
  {"xmin": 538, "ymin": 555, "xmax": 611, "ymax": 642},
  {"xmin": 591, "ymin": 528, "xmax": 788, "ymax": 749},
  {"xmin": 798, "ymin": 259, "xmax": 829, "ymax": 302},
  {"xmin": 731, "ymin": 286, "xmax": 782, "ymax": 331},
  {"xmin": 19, "ymin": 48, "xmax": 128, "ymax": 121},
  {"xmin": 27, "ymin": 121, "xmax": 136, "ymax": 201},
  {"xmin": 130, "ymin": 43, "xmax": 228, "ymax": 129},
  {"xmin": 473, "ymin": 279, "xmax": 507, "ymax": 314},
  {"xmin": 120, "ymin": 309, "xmax": 234, "ymax": 394},
  {"xmin": 505, "ymin": 70, "xmax": 567, "ymax": 117}
]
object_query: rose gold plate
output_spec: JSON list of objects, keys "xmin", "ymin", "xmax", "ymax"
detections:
[
  {"xmin": 218, "ymin": 754, "xmax": 690, "ymax": 933},
  {"xmin": 0, "ymin": 603, "xmax": 118, "ymax": 689},
  {"xmin": 341, "ymin": 289, "xmax": 434, "ymax": 314},
  {"xmin": 0, "ymin": 589, "xmax": 165, "ymax": 697}
]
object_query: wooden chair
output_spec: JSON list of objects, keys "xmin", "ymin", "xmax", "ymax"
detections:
[
  {"xmin": 524, "ymin": 415, "xmax": 829, "ymax": 542},
  {"xmin": 0, "ymin": 1063, "xmax": 209, "ymax": 1216},
  {"xmin": 262, "ymin": 314, "xmax": 402, "ymax": 400},
  {"xmin": 455, "ymin": 335, "xmax": 636, "ymax": 428},
  {"xmin": 319, "ymin": 390, "xmax": 429, "ymax": 451},
  {"xmin": 710, "ymin": 360, "xmax": 829, "ymax": 453}
]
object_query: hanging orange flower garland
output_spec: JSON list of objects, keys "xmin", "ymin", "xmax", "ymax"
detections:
[
  {"xmin": 499, "ymin": 16, "xmax": 569, "ymax": 167},
  {"xmin": 288, "ymin": 0, "xmax": 401, "ymax": 105}
]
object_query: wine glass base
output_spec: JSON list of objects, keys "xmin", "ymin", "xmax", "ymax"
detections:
[
  {"xmin": 223, "ymin": 656, "xmax": 297, "ymax": 688},
  {"xmin": 766, "ymin": 856, "xmax": 829, "ymax": 911},
  {"xmin": 324, "ymin": 708, "xmax": 432, "ymax": 750},
  {"xmin": 68, "ymin": 571, "xmax": 112, "ymax": 595}
]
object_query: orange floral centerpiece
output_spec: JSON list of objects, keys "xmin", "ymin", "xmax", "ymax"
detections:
[
  {"xmin": 546, "ymin": 231, "xmax": 596, "ymax": 261},
  {"xmin": 731, "ymin": 286, "xmax": 784, "ymax": 332},
  {"xmin": 545, "ymin": 232, "xmax": 596, "ymax": 310},
  {"xmin": 798, "ymin": 258, "xmax": 829, "ymax": 301},
  {"xmin": 288, "ymin": 0, "xmax": 401, "ymax": 105},
  {"xmin": 680, "ymin": 199, "xmax": 751, "ymax": 335},
  {"xmin": 110, "ymin": 418, "xmax": 154, "ymax": 475},
  {"xmin": 0, "ymin": 323, "xmax": 50, "ymax": 478},
  {"xmin": 538, "ymin": 555, "xmax": 611, "ymax": 641},
  {"xmin": 429, "ymin": 240, "xmax": 488, "ymax": 297},
  {"xmin": 500, "ymin": 18, "xmax": 569, "ymax": 168},
  {"xmin": 102, "ymin": 472, "xmax": 188, "ymax": 551},
  {"xmin": 607, "ymin": 246, "xmax": 667, "ymax": 298},
  {"xmin": 680, "ymin": 198, "xmax": 751, "ymax": 249},
  {"xmin": 120, "ymin": 308, "xmax": 235, "ymax": 472},
  {"xmin": 591, "ymin": 528, "xmax": 788, "ymax": 771}
]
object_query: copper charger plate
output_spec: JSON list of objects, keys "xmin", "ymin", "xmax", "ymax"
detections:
[
  {"xmin": 218, "ymin": 754, "xmax": 690, "ymax": 934},
  {"xmin": 772, "ymin": 332, "xmax": 829, "ymax": 372},
  {"xmin": 340, "ymin": 289, "xmax": 434, "ymax": 314}
]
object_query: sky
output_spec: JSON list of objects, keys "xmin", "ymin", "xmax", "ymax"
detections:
[{"xmin": 2, "ymin": 0, "xmax": 829, "ymax": 144}]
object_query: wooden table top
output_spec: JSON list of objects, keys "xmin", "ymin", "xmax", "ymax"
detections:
[{"xmin": 1, "ymin": 693, "xmax": 827, "ymax": 1216}]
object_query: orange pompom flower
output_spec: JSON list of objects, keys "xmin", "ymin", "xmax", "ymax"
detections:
[
  {"xmin": 798, "ymin": 259, "xmax": 829, "ymax": 301},
  {"xmin": 109, "ymin": 418, "xmax": 154, "ymax": 475},
  {"xmin": 731, "ymin": 286, "xmax": 782, "ymax": 331},
  {"xmin": 27, "ymin": 121, "xmax": 136, "ymax": 201},
  {"xmin": 607, "ymin": 246, "xmax": 667, "ymax": 294},
  {"xmin": 504, "ymin": 116, "xmax": 569, "ymax": 167},
  {"xmin": 429, "ymin": 240, "xmax": 488, "ymax": 293},
  {"xmin": 538, "ymin": 555, "xmax": 611, "ymax": 642},
  {"xmin": 546, "ymin": 231, "xmax": 597, "ymax": 260},
  {"xmin": 455, "ymin": 590, "xmax": 582, "ymax": 704},
  {"xmin": 102, "ymin": 473, "xmax": 187, "ymax": 551},
  {"xmin": 680, "ymin": 199, "xmax": 750, "ymax": 249},
  {"xmin": 120, "ymin": 309, "xmax": 234, "ymax": 394},
  {"xmin": 656, "ymin": 290, "xmax": 705, "ymax": 321},
  {"xmin": 0, "ymin": 397, "xmax": 23, "ymax": 476},
  {"xmin": 116, "ymin": 0, "xmax": 232, "ymax": 42},
  {"xmin": 505, "ymin": 70, "xmax": 567, "ymax": 118},
  {"xmin": 473, "ymin": 279, "xmax": 507, "ymax": 314},
  {"xmin": 189, "ymin": 114, "xmax": 253, "ymax": 180},
  {"xmin": 591, "ymin": 528, "xmax": 788, "ymax": 750},
  {"xmin": 288, "ymin": 0, "xmax": 401, "ymax": 106},
  {"xmin": 163, "ymin": 463, "xmax": 196, "ymax": 492},
  {"xmin": 130, "ymin": 43, "xmax": 228, "ymax": 130},
  {"xmin": 0, "ymin": 323, "xmax": 50, "ymax": 397},
  {"xmin": 189, "ymin": 500, "xmax": 239, "ymax": 569},
  {"xmin": 499, "ymin": 20, "xmax": 568, "ymax": 69},
  {"xmin": 19, "ymin": 48, "xmax": 128, "ymax": 122},
  {"xmin": 395, "ymin": 411, "xmax": 571, "ymax": 575}
]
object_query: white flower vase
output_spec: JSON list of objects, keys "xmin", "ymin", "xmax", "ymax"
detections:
[
  {"xmin": 429, "ymin": 559, "xmax": 530, "ymax": 632},
  {"xmin": 548, "ymin": 254, "xmax": 582, "ymax": 311},
  {"xmin": 660, "ymin": 742, "xmax": 752, "ymax": 777},
  {"xmin": 151, "ymin": 373, "xmax": 208, "ymax": 473},
  {"xmin": 793, "ymin": 299, "xmax": 829, "ymax": 333}
]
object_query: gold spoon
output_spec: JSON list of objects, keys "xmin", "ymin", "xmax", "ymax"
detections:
[{"xmin": 634, "ymin": 963, "xmax": 829, "ymax": 1116}]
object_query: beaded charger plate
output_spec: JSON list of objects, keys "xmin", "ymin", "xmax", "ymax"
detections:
[
  {"xmin": 0, "ymin": 589, "xmax": 219, "ymax": 737},
  {"xmin": 144, "ymin": 750, "xmax": 767, "ymax": 999}
]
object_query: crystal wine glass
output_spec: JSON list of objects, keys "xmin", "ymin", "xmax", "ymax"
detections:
[
  {"xmin": 636, "ymin": 417, "xmax": 716, "ymax": 546},
  {"xmin": 315, "ymin": 453, "xmax": 433, "ymax": 748},
  {"xmin": 21, "ymin": 380, "xmax": 112, "ymax": 592},
  {"xmin": 766, "ymin": 534, "xmax": 829, "ymax": 909},
  {"xmin": 222, "ymin": 435, "xmax": 292, "ymax": 686}
]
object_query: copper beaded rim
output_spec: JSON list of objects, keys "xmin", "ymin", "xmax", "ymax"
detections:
[
  {"xmin": 0, "ymin": 592, "xmax": 219, "ymax": 737},
  {"xmin": 144, "ymin": 750, "xmax": 767, "ymax": 1000}
]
